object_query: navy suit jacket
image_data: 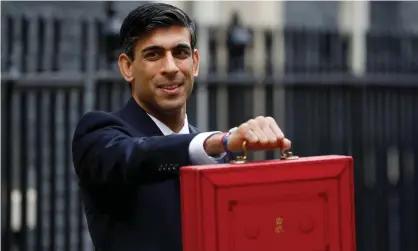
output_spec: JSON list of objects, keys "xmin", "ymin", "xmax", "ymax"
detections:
[{"xmin": 72, "ymin": 98, "xmax": 203, "ymax": 251}]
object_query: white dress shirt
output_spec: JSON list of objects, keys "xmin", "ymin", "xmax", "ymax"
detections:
[{"xmin": 147, "ymin": 114, "xmax": 226, "ymax": 165}]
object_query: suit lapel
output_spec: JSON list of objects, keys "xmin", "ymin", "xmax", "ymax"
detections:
[
  {"xmin": 119, "ymin": 98, "xmax": 164, "ymax": 136},
  {"xmin": 119, "ymin": 97, "xmax": 201, "ymax": 137},
  {"xmin": 188, "ymin": 124, "xmax": 200, "ymax": 134}
]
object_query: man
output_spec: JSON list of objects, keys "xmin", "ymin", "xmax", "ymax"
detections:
[{"xmin": 72, "ymin": 3, "xmax": 291, "ymax": 251}]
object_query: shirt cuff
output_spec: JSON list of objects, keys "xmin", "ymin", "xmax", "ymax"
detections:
[{"xmin": 189, "ymin": 131, "xmax": 226, "ymax": 165}]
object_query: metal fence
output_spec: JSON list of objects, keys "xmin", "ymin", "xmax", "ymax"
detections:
[{"xmin": 2, "ymin": 9, "xmax": 418, "ymax": 251}]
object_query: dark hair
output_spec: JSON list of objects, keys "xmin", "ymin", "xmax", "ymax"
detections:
[{"xmin": 119, "ymin": 2, "xmax": 197, "ymax": 60}]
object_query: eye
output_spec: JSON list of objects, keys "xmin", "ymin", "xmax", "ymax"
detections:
[
  {"xmin": 144, "ymin": 51, "xmax": 161, "ymax": 60},
  {"xmin": 174, "ymin": 49, "xmax": 191, "ymax": 59}
]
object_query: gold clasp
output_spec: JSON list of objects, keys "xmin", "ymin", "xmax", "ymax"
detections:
[{"xmin": 280, "ymin": 150, "xmax": 299, "ymax": 160}]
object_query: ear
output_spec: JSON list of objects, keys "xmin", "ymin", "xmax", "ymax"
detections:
[
  {"xmin": 192, "ymin": 49, "xmax": 200, "ymax": 77},
  {"xmin": 118, "ymin": 53, "xmax": 134, "ymax": 82}
]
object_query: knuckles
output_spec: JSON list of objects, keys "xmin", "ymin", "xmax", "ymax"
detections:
[
  {"xmin": 247, "ymin": 119, "xmax": 257, "ymax": 126},
  {"xmin": 238, "ymin": 116, "xmax": 281, "ymax": 134},
  {"xmin": 265, "ymin": 116, "xmax": 275, "ymax": 123},
  {"xmin": 247, "ymin": 116, "xmax": 277, "ymax": 127},
  {"xmin": 239, "ymin": 122, "xmax": 249, "ymax": 131},
  {"xmin": 232, "ymin": 116, "xmax": 287, "ymax": 149}
]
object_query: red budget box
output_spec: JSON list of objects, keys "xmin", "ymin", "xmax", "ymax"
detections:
[{"xmin": 180, "ymin": 155, "xmax": 356, "ymax": 251}]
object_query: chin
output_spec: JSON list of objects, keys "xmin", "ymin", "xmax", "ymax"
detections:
[{"xmin": 158, "ymin": 101, "xmax": 186, "ymax": 113}]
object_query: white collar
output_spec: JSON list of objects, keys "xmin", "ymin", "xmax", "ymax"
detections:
[{"xmin": 147, "ymin": 114, "xmax": 190, "ymax": 135}]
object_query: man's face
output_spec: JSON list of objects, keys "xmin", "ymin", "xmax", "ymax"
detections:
[{"xmin": 119, "ymin": 25, "xmax": 199, "ymax": 114}]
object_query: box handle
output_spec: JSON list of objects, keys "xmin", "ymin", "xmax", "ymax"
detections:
[
  {"xmin": 228, "ymin": 141, "xmax": 248, "ymax": 164},
  {"xmin": 228, "ymin": 141, "xmax": 299, "ymax": 164}
]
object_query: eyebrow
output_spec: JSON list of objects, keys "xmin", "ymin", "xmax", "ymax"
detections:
[{"xmin": 141, "ymin": 43, "xmax": 192, "ymax": 53}]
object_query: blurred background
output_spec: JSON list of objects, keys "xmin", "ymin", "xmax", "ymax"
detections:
[{"xmin": 1, "ymin": 1, "xmax": 418, "ymax": 251}]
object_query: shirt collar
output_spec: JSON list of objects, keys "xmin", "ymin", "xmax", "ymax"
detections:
[{"xmin": 147, "ymin": 114, "xmax": 190, "ymax": 135}]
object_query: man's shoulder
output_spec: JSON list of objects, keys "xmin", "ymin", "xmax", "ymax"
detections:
[
  {"xmin": 72, "ymin": 110, "xmax": 130, "ymax": 140},
  {"xmin": 77, "ymin": 110, "xmax": 124, "ymax": 128}
]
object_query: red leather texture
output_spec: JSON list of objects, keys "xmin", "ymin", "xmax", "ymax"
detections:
[{"xmin": 180, "ymin": 155, "xmax": 356, "ymax": 251}]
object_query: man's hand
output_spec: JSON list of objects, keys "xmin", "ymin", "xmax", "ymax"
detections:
[
  {"xmin": 227, "ymin": 116, "xmax": 291, "ymax": 152},
  {"xmin": 203, "ymin": 116, "xmax": 291, "ymax": 156}
]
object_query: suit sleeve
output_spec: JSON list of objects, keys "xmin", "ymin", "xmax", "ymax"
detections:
[{"xmin": 71, "ymin": 111, "xmax": 198, "ymax": 185}]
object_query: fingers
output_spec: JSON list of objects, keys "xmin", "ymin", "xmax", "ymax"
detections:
[
  {"xmin": 281, "ymin": 138, "xmax": 292, "ymax": 150},
  {"xmin": 238, "ymin": 116, "xmax": 291, "ymax": 151},
  {"xmin": 240, "ymin": 123, "xmax": 258, "ymax": 143},
  {"xmin": 266, "ymin": 117, "xmax": 284, "ymax": 140},
  {"xmin": 248, "ymin": 119, "xmax": 269, "ymax": 143}
]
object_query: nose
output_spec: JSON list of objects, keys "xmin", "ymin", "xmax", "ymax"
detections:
[{"xmin": 161, "ymin": 52, "xmax": 179, "ymax": 75}]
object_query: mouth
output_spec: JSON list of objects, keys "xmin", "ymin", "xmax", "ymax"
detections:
[{"xmin": 157, "ymin": 83, "xmax": 183, "ymax": 94}]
